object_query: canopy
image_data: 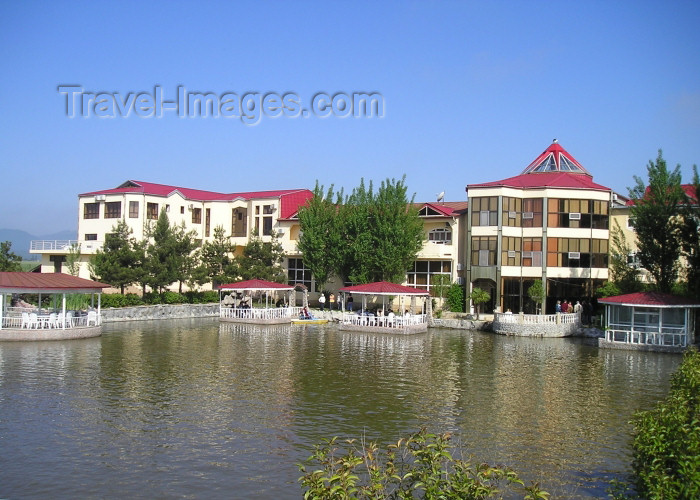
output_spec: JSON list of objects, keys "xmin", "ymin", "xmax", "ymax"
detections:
[
  {"xmin": 599, "ymin": 292, "xmax": 700, "ymax": 308},
  {"xmin": 339, "ymin": 281, "xmax": 429, "ymax": 296},
  {"xmin": 218, "ymin": 279, "xmax": 293, "ymax": 291},
  {"xmin": 0, "ymin": 272, "xmax": 109, "ymax": 293}
]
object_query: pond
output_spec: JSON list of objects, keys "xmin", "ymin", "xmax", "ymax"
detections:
[{"xmin": 0, "ymin": 318, "xmax": 681, "ymax": 498}]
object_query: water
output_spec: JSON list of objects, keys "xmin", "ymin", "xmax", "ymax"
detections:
[{"xmin": 0, "ymin": 318, "xmax": 681, "ymax": 498}]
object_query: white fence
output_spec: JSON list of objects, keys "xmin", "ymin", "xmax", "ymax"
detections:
[
  {"xmin": 220, "ymin": 307, "xmax": 295, "ymax": 321},
  {"xmin": 341, "ymin": 313, "xmax": 426, "ymax": 329},
  {"xmin": 605, "ymin": 325, "xmax": 687, "ymax": 347},
  {"xmin": 494, "ymin": 312, "xmax": 580, "ymax": 325},
  {"xmin": 2, "ymin": 309, "xmax": 101, "ymax": 329}
]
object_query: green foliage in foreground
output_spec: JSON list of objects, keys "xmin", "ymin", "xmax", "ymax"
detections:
[
  {"xmin": 445, "ymin": 283, "xmax": 465, "ymax": 313},
  {"xmin": 611, "ymin": 347, "xmax": 700, "ymax": 499},
  {"xmin": 299, "ymin": 428, "xmax": 549, "ymax": 499}
]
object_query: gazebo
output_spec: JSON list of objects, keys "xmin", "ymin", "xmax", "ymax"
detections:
[
  {"xmin": 338, "ymin": 281, "xmax": 430, "ymax": 334},
  {"xmin": 218, "ymin": 279, "xmax": 296, "ymax": 324},
  {"xmin": 0, "ymin": 272, "xmax": 109, "ymax": 341},
  {"xmin": 599, "ymin": 292, "xmax": 700, "ymax": 352}
]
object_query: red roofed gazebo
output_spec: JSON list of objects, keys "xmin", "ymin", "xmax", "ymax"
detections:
[
  {"xmin": 599, "ymin": 292, "xmax": 700, "ymax": 352},
  {"xmin": 218, "ymin": 279, "xmax": 296, "ymax": 325},
  {"xmin": 0, "ymin": 272, "xmax": 109, "ymax": 341},
  {"xmin": 338, "ymin": 281, "xmax": 430, "ymax": 334}
]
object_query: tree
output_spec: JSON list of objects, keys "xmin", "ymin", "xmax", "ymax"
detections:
[
  {"xmin": 445, "ymin": 282, "xmax": 465, "ymax": 313},
  {"xmin": 608, "ymin": 220, "xmax": 642, "ymax": 294},
  {"xmin": 338, "ymin": 176, "xmax": 424, "ymax": 284},
  {"xmin": 628, "ymin": 150, "xmax": 685, "ymax": 293},
  {"xmin": 199, "ymin": 225, "xmax": 239, "ymax": 287},
  {"xmin": 145, "ymin": 208, "xmax": 179, "ymax": 293},
  {"xmin": 527, "ymin": 280, "xmax": 545, "ymax": 314},
  {"xmin": 90, "ymin": 220, "xmax": 141, "ymax": 293},
  {"xmin": 66, "ymin": 243, "xmax": 82, "ymax": 276},
  {"xmin": 0, "ymin": 241, "xmax": 22, "ymax": 271},
  {"xmin": 680, "ymin": 165, "xmax": 700, "ymax": 299},
  {"xmin": 238, "ymin": 229, "xmax": 286, "ymax": 282},
  {"xmin": 469, "ymin": 287, "xmax": 490, "ymax": 320},
  {"xmin": 430, "ymin": 274, "xmax": 451, "ymax": 308},
  {"xmin": 296, "ymin": 182, "xmax": 343, "ymax": 290},
  {"xmin": 170, "ymin": 221, "xmax": 201, "ymax": 293}
]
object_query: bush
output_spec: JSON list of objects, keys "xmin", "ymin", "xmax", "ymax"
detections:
[
  {"xmin": 101, "ymin": 293, "xmax": 144, "ymax": 308},
  {"xmin": 446, "ymin": 283, "xmax": 465, "ymax": 312},
  {"xmin": 298, "ymin": 428, "xmax": 549, "ymax": 499},
  {"xmin": 617, "ymin": 347, "xmax": 700, "ymax": 499},
  {"xmin": 161, "ymin": 291, "xmax": 186, "ymax": 304}
]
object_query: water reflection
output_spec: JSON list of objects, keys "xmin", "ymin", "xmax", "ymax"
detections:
[{"xmin": 0, "ymin": 318, "xmax": 681, "ymax": 499}]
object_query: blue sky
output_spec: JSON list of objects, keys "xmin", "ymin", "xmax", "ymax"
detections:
[{"xmin": 1, "ymin": 0, "xmax": 699, "ymax": 235}]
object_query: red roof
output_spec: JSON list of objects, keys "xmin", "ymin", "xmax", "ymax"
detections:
[
  {"xmin": 626, "ymin": 184, "xmax": 699, "ymax": 206},
  {"xmin": 339, "ymin": 281, "xmax": 429, "ymax": 296},
  {"xmin": 218, "ymin": 279, "xmax": 294, "ymax": 291},
  {"xmin": 415, "ymin": 201, "xmax": 468, "ymax": 217},
  {"xmin": 0, "ymin": 272, "xmax": 109, "ymax": 292},
  {"xmin": 468, "ymin": 172, "xmax": 610, "ymax": 191},
  {"xmin": 80, "ymin": 180, "xmax": 314, "ymax": 217},
  {"xmin": 521, "ymin": 140, "xmax": 591, "ymax": 175},
  {"xmin": 599, "ymin": 292, "xmax": 700, "ymax": 308}
]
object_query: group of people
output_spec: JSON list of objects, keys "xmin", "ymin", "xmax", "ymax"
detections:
[
  {"xmin": 556, "ymin": 299, "xmax": 594, "ymax": 325},
  {"xmin": 318, "ymin": 293, "xmax": 352, "ymax": 311}
]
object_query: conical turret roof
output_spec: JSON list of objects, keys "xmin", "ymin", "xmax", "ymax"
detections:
[{"xmin": 520, "ymin": 139, "xmax": 591, "ymax": 176}]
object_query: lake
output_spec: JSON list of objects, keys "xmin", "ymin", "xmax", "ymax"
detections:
[{"xmin": 0, "ymin": 318, "xmax": 681, "ymax": 498}]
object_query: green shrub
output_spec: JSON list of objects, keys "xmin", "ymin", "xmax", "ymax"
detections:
[
  {"xmin": 161, "ymin": 291, "xmax": 186, "ymax": 304},
  {"xmin": 298, "ymin": 428, "xmax": 549, "ymax": 499},
  {"xmin": 101, "ymin": 293, "xmax": 144, "ymax": 308},
  {"xmin": 446, "ymin": 283, "xmax": 465, "ymax": 312},
  {"xmin": 624, "ymin": 347, "xmax": 700, "ymax": 499}
]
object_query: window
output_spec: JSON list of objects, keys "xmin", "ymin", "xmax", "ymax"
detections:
[
  {"xmin": 84, "ymin": 203, "xmax": 99, "ymax": 219},
  {"xmin": 428, "ymin": 228, "xmax": 452, "ymax": 244},
  {"xmin": 147, "ymin": 202, "xmax": 159, "ymax": 220},
  {"xmin": 470, "ymin": 197, "xmax": 498, "ymax": 226},
  {"xmin": 471, "ymin": 236, "xmax": 497, "ymax": 266},
  {"xmin": 180, "ymin": 206, "xmax": 185, "ymax": 214},
  {"xmin": 522, "ymin": 198, "xmax": 543, "ymax": 227},
  {"xmin": 627, "ymin": 217, "xmax": 635, "ymax": 229},
  {"xmin": 232, "ymin": 208, "xmax": 247, "ymax": 237},
  {"xmin": 205, "ymin": 208, "xmax": 211, "ymax": 237},
  {"xmin": 192, "ymin": 207, "xmax": 202, "ymax": 224},
  {"xmin": 85, "ymin": 234, "xmax": 97, "ymax": 241},
  {"xmin": 502, "ymin": 197, "xmax": 522, "ymax": 227},
  {"xmin": 547, "ymin": 199, "xmax": 608, "ymax": 229},
  {"xmin": 501, "ymin": 237, "xmax": 521, "ymax": 266},
  {"xmin": 129, "ymin": 201, "xmax": 139, "ymax": 218},
  {"xmin": 522, "ymin": 238, "xmax": 542, "ymax": 267},
  {"xmin": 547, "ymin": 237, "xmax": 608, "ymax": 268},
  {"xmin": 255, "ymin": 204, "xmax": 275, "ymax": 236},
  {"xmin": 104, "ymin": 201, "xmax": 121, "ymax": 218},
  {"xmin": 287, "ymin": 258, "xmax": 312, "ymax": 289},
  {"xmin": 406, "ymin": 260, "xmax": 451, "ymax": 291}
]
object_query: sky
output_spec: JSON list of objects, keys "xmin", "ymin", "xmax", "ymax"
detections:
[{"xmin": 1, "ymin": 0, "xmax": 699, "ymax": 235}]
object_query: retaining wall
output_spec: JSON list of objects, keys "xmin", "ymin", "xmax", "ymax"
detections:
[{"xmin": 101, "ymin": 303, "xmax": 219, "ymax": 322}]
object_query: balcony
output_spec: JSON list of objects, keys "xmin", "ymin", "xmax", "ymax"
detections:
[{"xmin": 29, "ymin": 240, "xmax": 79, "ymax": 253}]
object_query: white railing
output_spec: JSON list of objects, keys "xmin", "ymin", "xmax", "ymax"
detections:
[
  {"xmin": 2, "ymin": 310, "xmax": 101, "ymax": 329},
  {"xmin": 341, "ymin": 313, "xmax": 426, "ymax": 329},
  {"xmin": 220, "ymin": 307, "xmax": 293, "ymax": 320},
  {"xmin": 30, "ymin": 240, "xmax": 78, "ymax": 251},
  {"xmin": 606, "ymin": 324, "xmax": 687, "ymax": 347},
  {"xmin": 494, "ymin": 312, "xmax": 581, "ymax": 325}
]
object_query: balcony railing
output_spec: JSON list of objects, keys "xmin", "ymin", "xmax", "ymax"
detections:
[{"xmin": 30, "ymin": 240, "xmax": 78, "ymax": 251}]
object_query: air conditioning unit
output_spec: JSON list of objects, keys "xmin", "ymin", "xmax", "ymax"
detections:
[
  {"xmin": 187, "ymin": 204, "xmax": 194, "ymax": 210},
  {"xmin": 569, "ymin": 212, "xmax": 581, "ymax": 220},
  {"xmin": 456, "ymin": 263, "xmax": 463, "ymax": 271},
  {"xmin": 95, "ymin": 195, "xmax": 105, "ymax": 202},
  {"xmin": 507, "ymin": 250, "xmax": 516, "ymax": 258},
  {"xmin": 456, "ymin": 277, "xmax": 465, "ymax": 285},
  {"xmin": 508, "ymin": 211, "xmax": 516, "ymax": 219},
  {"xmin": 523, "ymin": 212, "xmax": 534, "ymax": 219},
  {"xmin": 568, "ymin": 252, "xmax": 581, "ymax": 259}
]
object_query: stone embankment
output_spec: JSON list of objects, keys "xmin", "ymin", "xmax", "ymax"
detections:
[{"xmin": 101, "ymin": 303, "xmax": 219, "ymax": 322}]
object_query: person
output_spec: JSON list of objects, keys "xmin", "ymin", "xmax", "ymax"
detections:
[
  {"xmin": 574, "ymin": 300, "xmax": 582, "ymax": 314},
  {"xmin": 561, "ymin": 300, "xmax": 569, "ymax": 313},
  {"xmin": 347, "ymin": 295, "xmax": 353, "ymax": 311},
  {"xmin": 300, "ymin": 306, "xmax": 312, "ymax": 320},
  {"xmin": 555, "ymin": 300, "xmax": 561, "ymax": 313},
  {"xmin": 329, "ymin": 293, "xmax": 336, "ymax": 310},
  {"xmin": 318, "ymin": 293, "xmax": 326, "ymax": 311}
]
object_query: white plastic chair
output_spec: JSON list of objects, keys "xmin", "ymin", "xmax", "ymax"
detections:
[
  {"xmin": 66, "ymin": 311, "xmax": 74, "ymax": 328},
  {"xmin": 21, "ymin": 312, "xmax": 30, "ymax": 329},
  {"xmin": 47, "ymin": 313, "xmax": 58, "ymax": 329},
  {"xmin": 28, "ymin": 313, "xmax": 39, "ymax": 329},
  {"xmin": 87, "ymin": 311, "xmax": 98, "ymax": 326}
]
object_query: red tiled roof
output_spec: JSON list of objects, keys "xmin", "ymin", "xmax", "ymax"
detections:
[
  {"xmin": 218, "ymin": 279, "xmax": 294, "ymax": 291},
  {"xmin": 521, "ymin": 141, "xmax": 591, "ymax": 175},
  {"xmin": 80, "ymin": 180, "xmax": 314, "ymax": 208},
  {"xmin": 414, "ymin": 201, "xmax": 468, "ymax": 216},
  {"xmin": 626, "ymin": 184, "xmax": 699, "ymax": 206},
  {"xmin": 468, "ymin": 172, "xmax": 611, "ymax": 191},
  {"xmin": 339, "ymin": 281, "xmax": 429, "ymax": 296},
  {"xmin": 0, "ymin": 272, "xmax": 109, "ymax": 292},
  {"xmin": 598, "ymin": 292, "xmax": 700, "ymax": 308}
]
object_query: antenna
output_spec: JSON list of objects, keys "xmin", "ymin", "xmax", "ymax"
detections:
[{"xmin": 436, "ymin": 191, "xmax": 445, "ymax": 202}]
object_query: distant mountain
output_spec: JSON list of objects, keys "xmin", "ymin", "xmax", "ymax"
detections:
[{"xmin": 0, "ymin": 228, "xmax": 76, "ymax": 260}]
